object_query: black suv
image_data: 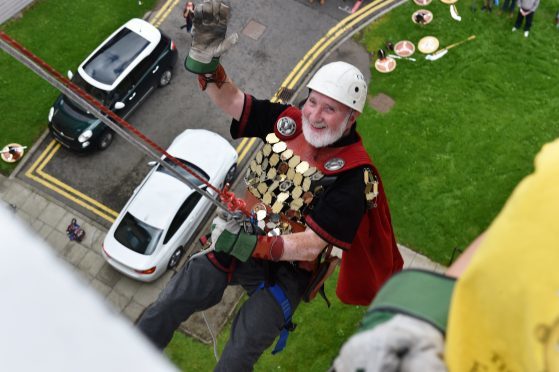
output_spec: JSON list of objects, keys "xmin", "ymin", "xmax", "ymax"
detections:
[{"xmin": 48, "ymin": 18, "xmax": 178, "ymax": 151}]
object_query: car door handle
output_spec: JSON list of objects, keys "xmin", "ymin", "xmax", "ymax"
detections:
[
  {"xmin": 152, "ymin": 65, "xmax": 159, "ymax": 74},
  {"xmin": 128, "ymin": 92, "xmax": 136, "ymax": 100}
]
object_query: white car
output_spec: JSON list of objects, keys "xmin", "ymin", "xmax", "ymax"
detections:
[{"xmin": 102, "ymin": 129, "xmax": 237, "ymax": 281}]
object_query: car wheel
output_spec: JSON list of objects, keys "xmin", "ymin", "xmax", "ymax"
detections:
[
  {"xmin": 97, "ymin": 130, "xmax": 114, "ymax": 150},
  {"xmin": 159, "ymin": 69, "xmax": 172, "ymax": 87},
  {"xmin": 224, "ymin": 164, "xmax": 237, "ymax": 185},
  {"xmin": 168, "ymin": 246, "xmax": 185, "ymax": 269}
]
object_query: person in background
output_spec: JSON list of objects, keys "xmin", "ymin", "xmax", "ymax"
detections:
[{"xmin": 512, "ymin": 0, "xmax": 540, "ymax": 37}]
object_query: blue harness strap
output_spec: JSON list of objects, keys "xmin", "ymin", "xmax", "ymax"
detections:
[{"xmin": 255, "ymin": 282, "xmax": 296, "ymax": 354}]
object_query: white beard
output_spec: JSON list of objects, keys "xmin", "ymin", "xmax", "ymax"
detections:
[{"xmin": 302, "ymin": 114, "xmax": 349, "ymax": 148}]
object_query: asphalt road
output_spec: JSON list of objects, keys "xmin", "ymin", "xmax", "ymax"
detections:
[{"xmin": 18, "ymin": 0, "xmax": 371, "ymax": 228}]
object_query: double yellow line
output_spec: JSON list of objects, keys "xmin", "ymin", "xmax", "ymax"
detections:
[
  {"xmin": 27, "ymin": 0, "xmax": 396, "ymax": 223},
  {"xmin": 25, "ymin": 140, "xmax": 119, "ymax": 222}
]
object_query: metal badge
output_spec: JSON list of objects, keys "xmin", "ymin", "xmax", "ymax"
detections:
[
  {"xmin": 310, "ymin": 171, "xmax": 324, "ymax": 181},
  {"xmin": 303, "ymin": 192, "xmax": 314, "ymax": 205},
  {"xmin": 263, "ymin": 192, "xmax": 273, "ymax": 205},
  {"xmin": 303, "ymin": 166, "xmax": 317, "ymax": 177},
  {"xmin": 292, "ymin": 186, "xmax": 303, "ymax": 199},
  {"xmin": 278, "ymin": 162, "xmax": 289, "ymax": 175},
  {"xmin": 293, "ymin": 172, "xmax": 303, "ymax": 186},
  {"xmin": 269, "ymin": 153, "xmax": 280, "ymax": 167},
  {"xmin": 263, "ymin": 144, "xmax": 272, "ymax": 156},
  {"xmin": 324, "ymin": 158, "xmax": 345, "ymax": 171},
  {"xmin": 255, "ymin": 151, "xmax": 263, "ymax": 164},
  {"xmin": 290, "ymin": 198, "xmax": 304, "ymax": 211},
  {"xmin": 268, "ymin": 180, "xmax": 280, "ymax": 193},
  {"xmin": 257, "ymin": 182, "xmax": 268, "ymax": 195},
  {"xmin": 273, "ymin": 141, "xmax": 287, "ymax": 153},
  {"xmin": 276, "ymin": 116, "xmax": 297, "ymax": 137},
  {"xmin": 286, "ymin": 167, "xmax": 296, "ymax": 181},
  {"xmin": 246, "ymin": 177, "xmax": 259, "ymax": 187},
  {"xmin": 272, "ymin": 200, "xmax": 284, "ymax": 214},
  {"xmin": 279, "ymin": 180, "xmax": 293, "ymax": 192},
  {"xmin": 252, "ymin": 203, "xmax": 268, "ymax": 221},
  {"xmin": 285, "ymin": 209, "xmax": 301, "ymax": 221},
  {"xmin": 277, "ymin": 192, "xmax": 290, "ymax": 203},
  {"xmin": 279, "ymin": 221, "xmax": 292, "ymax": 234},
  {"xmin": 266, "ymin": 221, "xmax": 277, "ymax": 230},
  {"xmin": 261, "ymin": 157, "xmax": 269, "ymax": 171},
  {"xmin": 295, "ymin": 161, "xmax": 310, "ymax": 174},
  {"xmin": 250, "ymin": 160, "xmax": 258, "ymax": 173},
  {"xmin": 249, "ymin": 186, "xmax": 261, "ymax": 198},
  {"xmin": 266, "ymin": 132, "xmax": 280, "ymax": 144},
  {"xmin": 266, "ymin": 167, "xmax": 277, "ymax": 181},
  {"xmin": 280, "ymin": 149, "xmax": 293, "ymax": 161},
  {"xmin": 302, "ymin": 177, "xmax": 312, "ymax": 192},
  {"xmin": 288, "ymin": 155, "xmax": 301, "ymax": 169}
]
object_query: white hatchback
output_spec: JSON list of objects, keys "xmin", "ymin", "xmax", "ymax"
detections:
[{"xmin": 102, "ymin": 129, "xmax": 237, "ymax": 281}]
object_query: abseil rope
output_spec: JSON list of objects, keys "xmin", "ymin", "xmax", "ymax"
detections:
[{"xmin": 0, "ymin": 31, "xmax": 246, "ymax": 217}]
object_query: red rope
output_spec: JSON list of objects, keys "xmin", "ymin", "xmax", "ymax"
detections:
[{"xmin": 0, "ymin": 31, "xmax": 247, "ymax": 212}]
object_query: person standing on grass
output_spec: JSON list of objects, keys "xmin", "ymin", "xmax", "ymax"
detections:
[
  {"xmin": 500, "ymin": 0, "xmax": 516, "ymax": 17},
  {"xmin": 512, "ymin": 0, "xmax": 540, "ymax": 37},
  {"xmin": 136, "ymin": 1, "xmax": 403, "ymax": 370},
  {"xmin": 333, "ymin": 138, "xmax": 559, "ymax": 371}
]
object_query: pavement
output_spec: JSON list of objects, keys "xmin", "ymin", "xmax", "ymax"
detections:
[{"xmin": 0, "ymin": 0, "xmax": 447, "ymax": 349}]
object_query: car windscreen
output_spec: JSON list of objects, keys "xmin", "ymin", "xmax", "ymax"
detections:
[
  {"xmin": 114, "ymin": 212, "xmax": 162, "ymax": 255},
  {"xmin": 82, "ymin": 28, "xmax": 150, "ymax": 86},
  {"xmin": 63, "ymin": 73, "xmax": 108, "ymax": 113},
  {"xmin": 157, "ymin": 157, "xmax": 210, "ymax": 186}
]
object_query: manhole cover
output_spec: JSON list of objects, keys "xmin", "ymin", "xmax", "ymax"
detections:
[
  {"xmin": 368, "ymin": 93, "xmax": 395, "ymax": 113},
  {"xmin": 242, "ymin": 20, "xmax": 266, "ymax": 41}
]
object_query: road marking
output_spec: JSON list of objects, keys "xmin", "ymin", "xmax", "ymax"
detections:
[{"xmin": 24, "ymin": 0, "xmax": 395, "ymax": 222}]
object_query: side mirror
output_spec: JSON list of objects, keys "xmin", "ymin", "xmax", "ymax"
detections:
[
  {"xmin": 67, "ymin": 70, "xmax": 74, "ymax": 80},
  {"xmin": 147, "ymin": 161, "xmax": 157, "ymax": 167},
  {"xmin": 114, "ymin": 102, "xmax": 125, "ymax": 110}
]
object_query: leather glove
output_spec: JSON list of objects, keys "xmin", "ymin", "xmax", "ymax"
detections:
[
  {"xmin": 210, "ymin": 215, "xmax": 284, "ymax": 262},
  {"xmin": 333, "ymin": 314, "xmax": 447, "ymax": 372},
  {"xmin": 185, "ymin": 0, "xmax": 239, "ymax": 74}
]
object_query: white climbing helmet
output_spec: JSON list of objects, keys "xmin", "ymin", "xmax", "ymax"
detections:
[{"xmin": 306, "ymin": 61, "xmax": 368, "ymax": 113}]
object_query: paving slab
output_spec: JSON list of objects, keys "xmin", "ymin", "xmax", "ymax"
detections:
[
  {"xmin": 97, "ymin": 262, "xmax": 123, "ymax": 288},
  {"xmin": 107, "ymin": 289, "xmax": 133, "ymax": 312},
  {"xmin": 78, "ymin": 250, "xmax": 106, "ymax": 278},
  {"xmin": 64, "ymin": 241, "xmax": 89, "ymax": 267},
  {"xmin": 45, "ymin": 229, "xmax": 69, "ymax": 255},
  {"xmin": 91, "ymin": 278, "xmax": 112, "ymax": 298},
  {"xmin": 114, "ymin": 276, "xmax": 143, "ymax": 299},
  {"xmin": 38, "ymin": 202, "xmax": 67, "ymax": 227},
  {"xmin": 123, "ymin": 301, "xmax": 146, "ymax": 323},
  {"xmin": 20, "ymin": 192, "xmax": 49, "ymax": 219}
]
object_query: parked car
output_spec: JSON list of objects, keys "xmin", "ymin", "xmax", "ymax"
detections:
[
  {"xmin": 47, "ymin": 18, "xmax": 178, "ymax": 151},
  {"xmin": 102, "ymin": 129, "xmax": 238, "ymax": 281}
]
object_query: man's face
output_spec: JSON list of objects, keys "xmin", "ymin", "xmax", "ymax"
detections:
[{"xmin": 301, "ymin": 90, "xmax": 356, "ymax": 148}]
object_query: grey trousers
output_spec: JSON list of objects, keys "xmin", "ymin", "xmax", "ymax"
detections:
[{"xmin": 137, "ymin": 254, "xmax": 311, "ymax": 371}]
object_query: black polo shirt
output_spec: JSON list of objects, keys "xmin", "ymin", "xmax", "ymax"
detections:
[{"xmin": 231, "ymin": 94, "xmax": 367, "ymax": 249}]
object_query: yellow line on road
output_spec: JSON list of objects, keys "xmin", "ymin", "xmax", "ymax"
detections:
[
  {"xmin": 35, "ymin": 143, "xmax": 119, "ymax": 217},
  {"xmin": 150, "ymin": 0, "xmax": 176, "ymax": 25},
  {"xmin": 154, "ymin": 0, "xmax": 179, "ymax": 28}
]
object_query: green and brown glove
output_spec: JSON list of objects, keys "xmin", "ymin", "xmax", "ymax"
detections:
[
  {"xmin": 210, "ymin": 215, "xmax": 284, "ymax": 262},
  {"xmin": 185, "ymin": 0, "xmax": 239, "ymax": 74}
]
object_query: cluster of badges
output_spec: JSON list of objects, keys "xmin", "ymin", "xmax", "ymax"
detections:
[{"xmin": 244, "ymin": 133, "xmax": 325, "ymax": 230}]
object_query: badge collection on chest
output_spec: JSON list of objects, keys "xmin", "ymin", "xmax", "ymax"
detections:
[{"xmin": 244, "ymin": 133, "xmax": 326, "ymax": 234}]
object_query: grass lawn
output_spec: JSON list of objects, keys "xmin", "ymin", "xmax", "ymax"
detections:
[
  {"xmin": 358, "ymin": 0, "xmax": 559, "ymax": 263},
  {"xmin": 0, "ymin": 0, "xmax": 157, "ymax": 174}
]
